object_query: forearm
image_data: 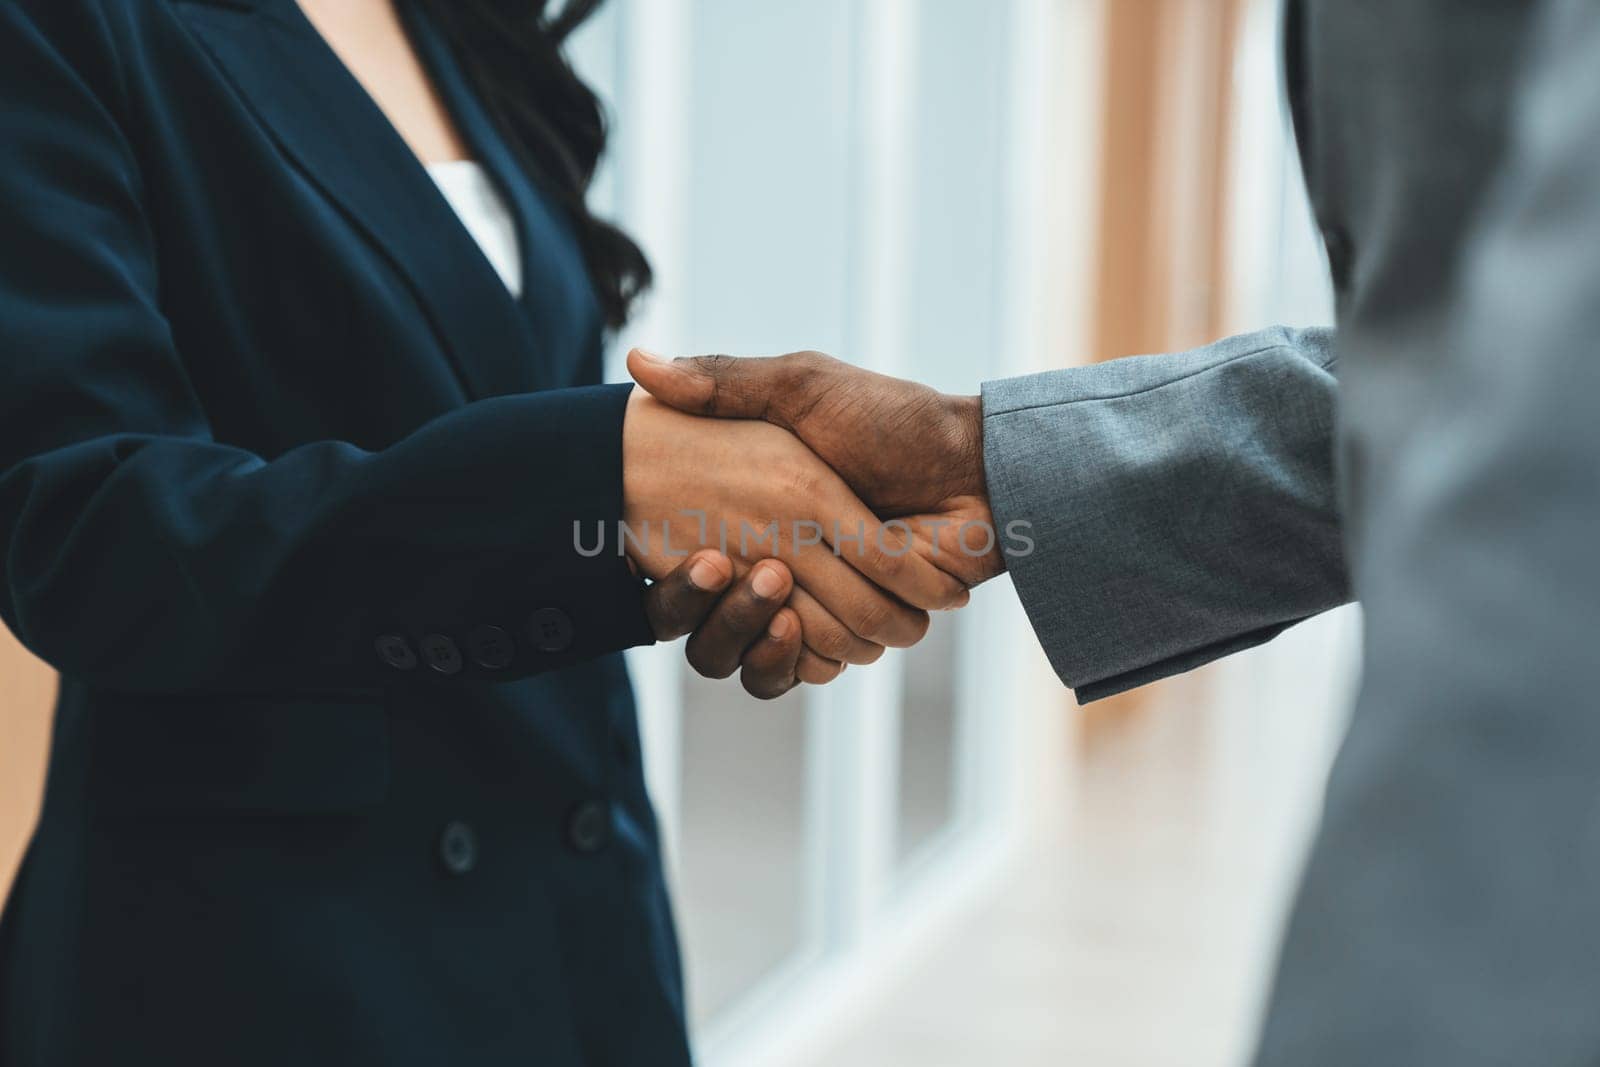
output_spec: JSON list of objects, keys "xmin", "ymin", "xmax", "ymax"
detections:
[{"xmin": 0, "ymin": 384, "xmax": 653, "ymax": 691}]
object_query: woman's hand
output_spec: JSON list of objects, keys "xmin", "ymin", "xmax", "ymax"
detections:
[
  {"xmin": 628, "ymin": 349, "xmax": 1008, "ymax": 589},
  {"xmin": 645, "ymin": 551, "xmax": 825, "ymax": 699},
  {"xmin": 623, "ymin": 388, "xmax": 967, "ymax": 669}
]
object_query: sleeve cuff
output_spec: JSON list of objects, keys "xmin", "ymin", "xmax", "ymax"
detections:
[{"xmin": 338, "ymin": 382, "xmax": 656, "ymax": 685}]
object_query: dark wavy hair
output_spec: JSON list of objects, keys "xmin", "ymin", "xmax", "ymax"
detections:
[{"xmin": 414, "ymin": 0, "xmax": 649, "ymax": 329}]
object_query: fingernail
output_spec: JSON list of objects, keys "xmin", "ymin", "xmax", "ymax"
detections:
[
  {"xmin": 634, "ymin": 348, "xmax": 666, "ymax": 364},
  {"xmin": 752, "ymin": 565, "xmax": 785, "ymax": 600},
  {"xmin": 768, "ymin": 614, "xmax": 794, "ymax": 640},
  {"xmin": 689, "ymin": 557, "xmax": 725, "ymax": 590}
]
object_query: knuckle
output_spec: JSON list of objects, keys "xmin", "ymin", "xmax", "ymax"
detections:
[
  {"xmin": 810, "ymin": 622, "xmax": 857, "ymax": 662},
  {"xmin": 695, "ymin": 354, "xmax": 737, "ymax": 414},
  {"xmin": 806, "ymin": 620, "xmax": 857, "ymax": 662},
  {"xmin": 848, "ymin": 597, "xmax": 897, "ymax": 645},
  {"xmin": 869, "ymin": 540, "xmax": 907, "ymax": 579},
  {"xmin": 697, "ymin": 353, "xmax": 737, "ymax": 376}
]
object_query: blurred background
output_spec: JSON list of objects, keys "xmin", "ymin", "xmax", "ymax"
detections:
[{"xmin": 0, "ymin": 1, "xmax": 1360, "ymax": 1064}]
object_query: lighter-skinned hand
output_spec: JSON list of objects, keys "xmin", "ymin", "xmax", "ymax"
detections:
[
  {"xmin": 627, "ymin": 349, "xmax": 1005, "ymax": 589},
  {"xmin": 621, "ymin": 388, "xmax": 970, "ymax": 672}
]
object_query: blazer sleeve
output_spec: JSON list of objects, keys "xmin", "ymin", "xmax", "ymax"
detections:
[
  {"xmin": 981, "ymin": 326, "xmax": 1350, "ymax": 702},
  {"xmin": 0, "ymin": 4, "xmax": 653, "ymax": 692}
]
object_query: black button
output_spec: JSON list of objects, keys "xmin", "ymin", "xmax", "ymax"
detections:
[
  {"xmin": 566, "ymin": 801, "xmax": 612, "ymax": 854},
  {"xmin": 375, "ymin": 634, "xmax": 418, "ymax": 671},
  {"xmin": 465, "ymin": 625, "xmax": 516, "ymax": 671},
  {"xmin": 438, "ymin": 820, "xmax": 478, "ymax": 875},
  {"xmin": 528, "ymin": 608, "xmax": 574, "ymax": 654},
  {"xmin": 419, "ymin": 633, "xmax": 464, "ymax": 676}
]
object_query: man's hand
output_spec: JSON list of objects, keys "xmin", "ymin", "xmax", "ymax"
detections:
[
  {"xmin": 622, "ymin": 388, "xmax": 973, "ymax": 679},
  {"xmin": 645, "ymin": 551, "xmax": 835, "ymax": 699},
  {"xmin": 628, "ymin": 349, "xmax": 1004, "ymax": 588}
]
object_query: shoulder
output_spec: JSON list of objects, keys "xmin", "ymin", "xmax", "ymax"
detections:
[
  {"xmin": 0, "ymin": 0, "xmax": 197, "ymax": 120},
  {"xmin": 0, "ymin": 0, "xmax": 185, "ymax": 60}
]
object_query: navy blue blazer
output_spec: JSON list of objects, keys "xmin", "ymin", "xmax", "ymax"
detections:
[{"xmin": 0, "ymin": 1, "xmax": 690, "ymax": 1064}]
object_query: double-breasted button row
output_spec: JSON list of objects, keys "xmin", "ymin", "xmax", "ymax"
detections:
[
  {"xmin": 374, "ymin": 609, "xmax": 574, "ymax": 675},
  {"xmin": 433, "ymin": 805, "xmax": 613, "ymax": 878}
]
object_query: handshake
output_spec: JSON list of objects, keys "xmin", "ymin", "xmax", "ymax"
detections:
[{"xmin": 618, "ymin": 347, "xmax": 1030, "ymax": 700}]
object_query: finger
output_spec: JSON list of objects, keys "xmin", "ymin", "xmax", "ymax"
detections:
[
  {"xmin": 903, "ymin": 510, "xmax": 1003, "ymax": 591},
  {"xmin": 628, "ymin": 348, "xmax": 828, "ymax": 426},
  {"xmin": 644, "ymin": 550, "xmax": 734, "ymax": 640},
  {"xmin": 739, "ymin": 608, "xmax": 803, "ymax": 700},
  {"xmin": 630, "ymin": 349, "xmax": 969, "ymax": 611},
  {"xmin": 795, "ymin": 469, "xmax": 969, "ymax": 612},
  {"xmin": 685, "ymin": 560, "xmax": 794, "ymax": 679},
  {"xmin": 788, "ymin": 539, "xmax": 932, "ymax": 648},
  {"xmin": 796, "ymin": 648, "xmax": 846, "ymax": 686},
  {"xmin": 787, "ymin": 585, "xmax": 885, "ymax": 666}
]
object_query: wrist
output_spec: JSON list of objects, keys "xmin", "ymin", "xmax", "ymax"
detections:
[
  {"xmin": 621, "ymin": 386, "xmax": 660, "ymax": 570},
  {"xmin": 945, "ymin": 393, "xmax": 988, "ymax": 504}
]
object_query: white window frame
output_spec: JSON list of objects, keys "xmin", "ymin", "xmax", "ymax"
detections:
[{"xmin": 573, "ymin": 2, "xmax": 1096, "ymax": 1062}]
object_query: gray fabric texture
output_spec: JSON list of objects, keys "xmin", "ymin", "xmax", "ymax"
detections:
[{"xmin": 982, "ymin": 0, "xmax": 1600, "ymax": 1061}]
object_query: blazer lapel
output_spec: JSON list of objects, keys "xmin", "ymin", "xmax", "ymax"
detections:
[
  {"xmin": 400, "ymin": 2, "xmax": 575, "ymax": 396},
  {"xmin": 173, "ymin": 0, "xmax": 543, "ymax": 400}
]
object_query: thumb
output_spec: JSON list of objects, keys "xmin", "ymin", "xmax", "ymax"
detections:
[{"xmin": 627, "ymin": 348, "xmax": 780, "ymax": 421}]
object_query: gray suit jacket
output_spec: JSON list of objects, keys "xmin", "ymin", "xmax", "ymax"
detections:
[{"xmin": 984, "ymin": 1, "xmax": 1600, "ymax": 1062}]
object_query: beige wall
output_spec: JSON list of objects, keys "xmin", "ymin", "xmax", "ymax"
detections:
[
  {"xmin": 1, "ymin": 626, "xmax": 53, "ymax": 908},
  {"xmin": 1081, "ymin": 0, "xmax": 1243, "ymax": 737}
]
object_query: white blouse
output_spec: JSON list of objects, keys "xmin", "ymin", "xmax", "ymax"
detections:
[{"xmin": 426, "ymin": 160, "xmax": 523, "ymax": 298}]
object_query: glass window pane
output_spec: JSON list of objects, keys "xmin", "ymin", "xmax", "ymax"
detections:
[
  {"xmin": 671, "ymin": 0, "xmax": 853, "ymax": 1025},
  {"xmin": 675, "ymin": 678, "xmax": 810, "ymax": 1025},
  {"xmin": 896, "ymin": 612, "xmax": 961, "ymax": 864}
]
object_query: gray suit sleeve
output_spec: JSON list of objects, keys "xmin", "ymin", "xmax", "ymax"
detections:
[{"xmin": 982, "ymin": 326, "xmax": 1349, "ymax": 702}]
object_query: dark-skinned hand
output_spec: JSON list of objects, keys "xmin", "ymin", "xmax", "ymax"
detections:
[
  {"xmin": 628, "ymin": 349, "xmax": 1005, "ymax": 589},
  {"xmin": 645, "ymin": 551, "xmax": 830, "ymax": 700}
]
